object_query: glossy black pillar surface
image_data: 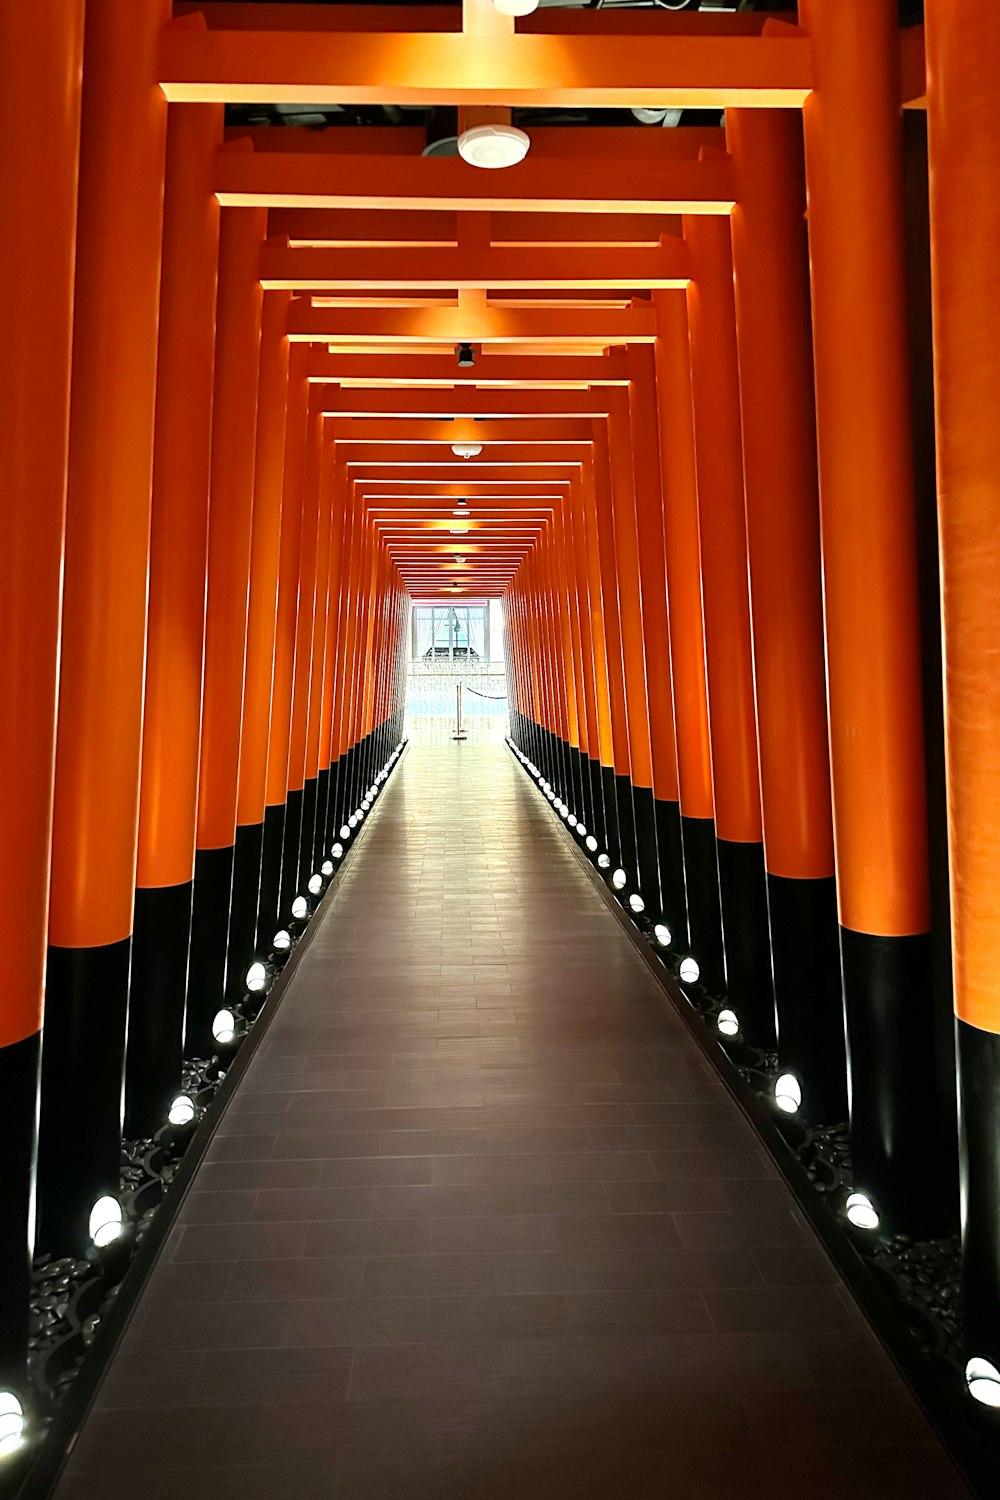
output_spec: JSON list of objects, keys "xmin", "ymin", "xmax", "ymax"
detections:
[
  {"xmin": 37, "ymin": 939, "xmax": 131, "ymax": 1254},
  {"xmin": 716, "ymin": 838, "xmax": 776, "ymax": 1048},
  {"xmin": 768, "ymin": 873, "xmax": 847, "ymax": 1124},
  {"xmin": 680, "ymin": 814, "xmax": 725, "ymax": 992},
  {"xmin": 225, "ymin": 821, "xmax": 263, "ymax": 1005},
  {"xmin": 186, "ymin": 845, "xmax": 235, "ymax": 1058},
  {"xmin": 0, "ymin": 1029, "xmax": 40, "ymax": 1385},
  {"xmin": 256, "ymin": 802, "xmax": 285, "ymax": 952},
  {"xmin": 125, "ymin": 881, "xmax": 193, "ymax": 1137}
]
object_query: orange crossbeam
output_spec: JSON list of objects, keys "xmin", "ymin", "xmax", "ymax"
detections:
[
  {"xmin": 217, "ymin": 149, "xmax": 735, "ymax": 215},
  {"xmin": 317, "ymin": 388, "xmax": 611, "ymax": 419},
  {"xmin": 260, "ymin": 242, "xmax": 691, "ymax": 292},
  {"xmin": 161, "ymin": 25, "xmax": 813, "ymax": 110},
  {"xmin": 287, "ymin": 302, "xmax": 657, "ymax": 345},
  {"xmin": 306, "ymin": 352, "xmax": 632, "ymax": 387}
]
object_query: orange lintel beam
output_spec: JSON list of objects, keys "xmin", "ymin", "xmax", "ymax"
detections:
[
  {"xmin": 161, "ymin": 26, "xmax": 812, "ymax": 110},
  {"xmin": 231, "ymin": 126, "xmax": 725, "ymax": 163},
  {"xmin": 330, "ymin": 418, "xmax": 592, "ymax": 444},
  {"xmin": 305, "ymin": 352, "xmax": 632, "ymax": 386},
  {"xmin": 216, "ymin": 149, "xmax": 735, "ymax": 215},
  {"xmin": 175, "ymin": 5, "xmax": 461, "ymax": 34},
  {"xmin": 315, "ymin": 388, "xmax": 611, "ymax": 419},
  {"xmin": 342, "ymin": 446, "xmax": 589, "ymax": 467},
  {"xmin": 286, "ymin": 301, "xmax": 657, "ymax": 345},
  {"xmin": 260, "ymin": 242, "xmax": 691, "ymax": 292},
  {"xmin": 270, "ymin": 209, "xmax": 681, "ymax": 246}
]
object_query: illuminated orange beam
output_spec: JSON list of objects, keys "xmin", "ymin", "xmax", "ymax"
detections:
[
  {"xmin": 331, "ymin": 418, "xmax": 592, "ymax": 443},
  {"xmin": 261, "ymin": 242, "xmax": 690, "ymax": 292},
  {"xmin": 306, "ymin": 352, "xmax": 632, "ymax": 386},
  {"xmin": 161, "ymin": 25, "xmax": 812, "ymax": 109},
  {"xmin": 239, "ymin": 126, "xmax": 724, "ymax": 162},
  {"xmin": 343, "ymin": 446, "xmax": 589, "ymax": 466},
  {"xmin": 317, "ymin": 388, "xmax": 611, "ymax": 418},
  {"xmin": 287, "ymin": 302, "xmax": 656, "ymax": 344},
  {"xmin": 217, "ymin": 150, "xmax": 735, "ymax": 215},
  {"xmin": 270, "ymin": 209, "xmax": 681, "ymax": 246},
  {"xmin": 353, "ymin": 469, "xmax": 574, "ymax": 483}
]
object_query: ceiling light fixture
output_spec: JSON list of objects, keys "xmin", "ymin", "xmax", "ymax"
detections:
[
  {"xmin": 451, "ymin": 443, "xmax": 482, "ymax": 458},
  {"xmin": 457, "ymin": 123, "xmax": 530, "ymax": 171},
  {"xmin": 493, "ymin": 0, "xmax": 539, "ymax": 14}
]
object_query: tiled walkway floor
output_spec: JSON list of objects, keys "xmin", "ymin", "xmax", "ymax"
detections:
[{"xmin": 56, "ymin": 746, "xmax": 970, "ymax": 1499}]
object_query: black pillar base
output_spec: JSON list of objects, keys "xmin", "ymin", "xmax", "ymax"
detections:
[
  {"xmin": 767, "ymin": 873, "xmax": 847, "ymax": 1124},
  {"xmin": 298, "ymin": 775, "xmax": 318, "ymax": 891},
  {"xmin": 226, "ymin": 821, "xmax": 264, "ymax": 1006},
  {"xmin": 314, "ymin": 766, "xmax": 331, "ymax": 870},
  {"xmin": 279, "ymin": 787, "xmax": 304, "ymax": 925},
  {"xmin": 326, "ymin": 757, "xmax": 341, "ymax": 852},
  {"xmin": 958, "ymin": 1019, "xmax": 1000, "ymax": 1364},
  {"xmin": 37, "ymin": 939, "xmax": 131, "ymax": 1256},
  {"xmin": 615, "ymin": 774, "xmax": 637, "ymax": 879},
  {"xmin": 716, "ymin": 838, "xmax": 776, "ymax": 1048},
  {"xmin": 588, "ymin": 756, "xmax": 606, "ymax": 852},
  {"xmin": 632, "ymin": 784, "xmax": 660, "ymax": 913},
  {"xmin": 680, "ymin": 815, "xmax": 725, "ymax": 992},
  {"xmin": 256, "ymin": 802, "xmax": 286, "ymax": 953},
  {"xmin": 602, "ymin": 765, "xmax": 621, "ymax": 866},
  {"xmin": 0, "ymin": 1029, "xmax": 40, "ymax": 1384},
  {"xmin": 186, "ymin": 844, "xmax": 235, "ymax": 1059},
  {"xmin": 841, "ymin": 926, "xmax": 953, "ymax": 1235},
  {"xmin": 654, "ymin": 798, "xmax": 688, "ymax": 946},
  {"xmin": 125, "ymin": 881, "xmax": 193, "ymax": 1138}
]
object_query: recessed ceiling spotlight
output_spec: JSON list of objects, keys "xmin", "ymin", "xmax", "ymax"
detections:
[
  {"xmin": 456, "ymin": 342, "xmax": 475, "ymax": 367},
  {"xmin": 458, "ymin": 123, "xmax": 530, "ymax": 171}
]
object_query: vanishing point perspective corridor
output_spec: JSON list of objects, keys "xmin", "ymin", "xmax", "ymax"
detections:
[{"xmin": 54, "ymin": 747, "xmax": 967, "ymax": 1499}]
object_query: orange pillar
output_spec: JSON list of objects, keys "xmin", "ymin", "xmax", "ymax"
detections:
[
  {"xmin": 38, "ymin": 0, "xmax": 169, "ymax": 1255},
  {"xmin": 302, "ymin": 428, "xmax": 335, "ymax": 887},
  {"xmin": 127, "ymin": 103, "xmax": 222, "ymax": 1137},
  {"xmin": 281, "ymin": 404, "xmax": 323, "ymax": 916},
  {"xmin": 653, "ymin": 292, "xmax": 722, "ymax": 981},
  {"xmin": 607, "ymin": 392, "xmax": 659, "ymax": 906},
  {"xmin": 925, "ymin": 0, "xmax": 1000, "ymax": 1363},
  {"xmin": 261, "ymin": 347, "xmax": 307, "ymax": 944},
  {"xmin": 226, "ymin": 289, "xmax": 291, "ymax": 999},
  {"xmin": 317, "ymin": 459, "xmax": 348, "ymax": 864},
  {"xmin": 329, "ymin": 488, "xmax": 359, "ymax": 846},
  {"xmin": 685, "ymin": 215, "xmax": 774, "ymax": 1043},
  {"xmin": 801, "ymin": 0, "xmax": 943, "ymax": 1231},
  {"xmin": 568, "ymin": 479, "xmax": 612, "ymax": 858},
  {"xmin": 727, "ymin": 109, "xmax": 846, "ymax": 1120},
  {"xmin": 591, "ymin": 435, "xmax": 633, "ymax": 871},
  {"xmin": 629, "ymin": 348, "xmax": 686, "ymax": 932},
  {"xmin": 186, "ymin": 205, "xmax": 266, "ymax": 1055},
  {"xmin": 576, "ymin": 469, "xmax": 618, "ymax": 863},
  {"xmin": 0, "ymin": 0, "xmax": 84, "ymax": 1375}
]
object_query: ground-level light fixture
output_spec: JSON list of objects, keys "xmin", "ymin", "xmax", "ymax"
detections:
[
  {"xmin": 845, "ymin": 1190, "xmax": 880, "ymax": 1231},
  {"xmin": 458, "ymin": 123, "xmax": 530, "ymax": 170},
  {"xmin": 340, "ymin": 824, "xmax": 351, "ymax": 840},
  {"xmin": 321, "ymin": 859, "xmax": 334, "ymax": 877},
  {"xmin": 966, "ymin": 1357, "xmax": 1000, "ymax": 1408},
  {"xmin": 568, "ymin": 814, "xmax": 578, "ymax": 829},
  {"xmin": 628, "ymin": 893, "xmax": 645, "ymax": 915},
  {"xmin": 246, "ymin": 961, "xmax": 268, "ymax": 993},
  {"xmin": 586, "ymin": 835, "xmax": 598, "ymax": 853},
  {"xmin": 774, "ymin": 1073, "xmax": 802, "ymax": 1114},
  {"xmin": 291, "ymin": 895, "xmax": 309, "ymax": 921},
  {"xmin": 332, "ymin": 842, "xmax": 344, "ymax": 859},
  {"xmin": 653, "ymin": 923, "xmax": 672, "ymax": 948},
  {"xmin": 597, "ymin": 853, "xmax": 611, "ymax": 869},
  {"xmin": 308, "ymin": 873, "xmax": 323, "ymax": 896},
  {"xmin": 678, "ymin": 956, "xmax": 701, "ymax": 984},
  {"xmin": 212, "ymin": 1008, "xmax": 237, "ymax": 1045},
  {"xmin": 0, "ymin": 1393, "xmax": 25, "ymax": 1459},
  {"xmin": 168, "ymin": 1094, "xmax": 196, "ymax": 1127},
  {"xmin": 611, "ymin": 868, "xmax": 627, "ymax": 890},
  {"xmin": 348, "ymin": 813, "xmax": 359, "ymax": 828},
  {"xmin": 89, "ymin": 1195, "xmax": 123, "ymax": 1249},
  {"xmin": 717, "ymin": 1009, "xmax": 740, "ymax": 1038},
  {"xmin": 273, "ymin": 929, "xmax": 291, "ymax": 953}
]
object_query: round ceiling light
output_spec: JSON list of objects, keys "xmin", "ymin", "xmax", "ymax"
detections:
[
  {"xmin": 457, "ymin": 124, "xmax": 530, "ymax": 171},
  {"xmin": 452, "ymin": 443, "xmax": 482, "ymax": 459},
  {"xmin": 493, "ymin": 0, "xmax": 539, "ymax": 14}
]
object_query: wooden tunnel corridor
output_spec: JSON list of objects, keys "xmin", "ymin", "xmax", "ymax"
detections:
[
  {"xmin": 8, "ymin": 1, "xmax": 1000, "ymax": 1496},
  {"xmin": 53, "ymin": 746, "xmax": 967, "ymax": 1500}
]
